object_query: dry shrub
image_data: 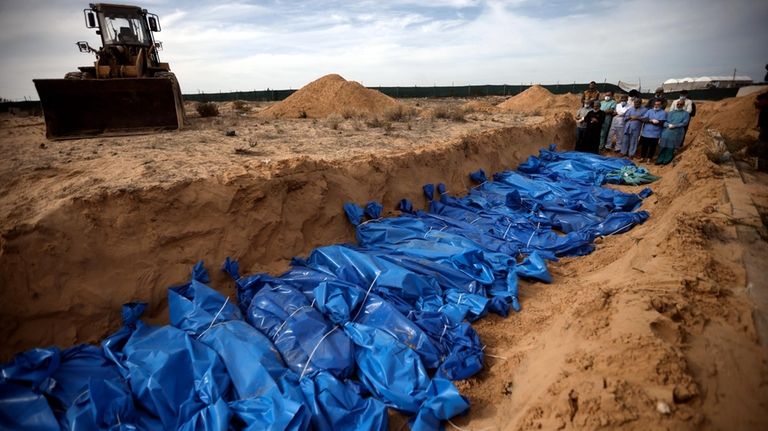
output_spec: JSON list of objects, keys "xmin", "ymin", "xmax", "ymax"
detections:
[
  {"xmin": 366, "ymin": 116, "xmax": 390, "ymax": 129},
  {"xmin": 383, "ymin": 105, "xmax": 416, "ymax": 122},
  {"xmin": 432, "ymin": 105, "xmax": 467, "ymax": 122},
  {"xmin": 326, "ymin": 115, "xmax": 343, "ymax": 130},
  {"xmin": 341, "ymin": 108, "xmax": 361, "ymax": 119},
  {"xmin": 233, "ymin": 100, "xmax": 250, "ymax": 111},
  {"xmin": 196, "ymin": 102, "xmax": 219, "ymax": 117}
]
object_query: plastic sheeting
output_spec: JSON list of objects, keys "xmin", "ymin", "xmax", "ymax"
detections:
[{"xmin": 2, "ymin": 146, "xmax": 654, "ymax": 430}]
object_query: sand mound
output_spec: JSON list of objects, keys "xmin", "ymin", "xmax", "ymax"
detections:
[
  {"xmin": 257, "ymin": 74, "xmax": 401, "ymax": 119},
  {"xmin": 688, "ymin": 94, "xmax": 760, "ymax": 144},
  {"xmin": 497, "ymin": 85, "xmax": 581, "ymax": 114}
]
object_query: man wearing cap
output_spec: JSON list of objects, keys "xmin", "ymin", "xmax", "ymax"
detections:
[
  {"xmin": 638, "ymin": 99, "xmax": 667, "ymax": 163},
  {"xmin": 582, "ymin": 81, "xmax": 600, "ymax": 104},
  {"xmin": 670, "ymin": 90, "xmax": 694, "ymax": 114},
  {"xmin": 620, "ymin": 97, "xmax": 647, "ymax": 158},
  {"xmin": 669, "ymin": 90, "xmax": 696, "ymax": 145},
  {"xmin": 646, "ymin": 88, "xmax": 668, "ymax": 110},
  {"xmin": 607, "ymin": 94, "xmax": 630, "ymax": 151},
  {"xmin": 656, "ymin": 99, "xmax": 690, "ymax": 164}
]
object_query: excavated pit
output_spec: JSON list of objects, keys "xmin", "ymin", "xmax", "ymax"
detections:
[
  {"xmin": 3, "ymin": 88, "xmax": 767, "ymax": 429},
  {"xmin": 0, "ymin": 109, "xmax": 576, "ymax": 359}
]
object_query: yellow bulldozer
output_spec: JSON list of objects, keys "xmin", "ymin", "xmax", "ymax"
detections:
[{"xmin": 34, "ymin": 3, "xmax": 186, "ymax": 139}]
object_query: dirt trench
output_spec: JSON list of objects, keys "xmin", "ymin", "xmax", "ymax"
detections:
[{"xmin": 0, "ymin": 115, "xmax": 575, "ymax": 360}]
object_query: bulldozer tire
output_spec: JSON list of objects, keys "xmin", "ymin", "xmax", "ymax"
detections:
[{"xmin": 64, "ymin": 71, "xmax": 83, "ymax": 80}]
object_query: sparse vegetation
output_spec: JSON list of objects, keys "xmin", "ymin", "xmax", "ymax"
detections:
[
  {"xmin": 196, "ymin": 101, "xmax": 219, "ymax": 117},
  {"xmin": 233, "ymin": 100, "xmax": 250, "ymax": 112},
  {"xmin": 341, "ymin": 109, "xmax": 359, "ymax": 119},
  {"xmin": 298, "ymin": 110, "xmax": 308, "ymax": 119},
  {"xmin": 383, "ymin": 105, "xmax": 416, "ymax": 122},
  {"xmin": 326, "ymin": 115, "xmax": 343, "ymax": 130},
  {"xmin": 366, "ymin": 116, "xmax": 392, "ymax": 130},
  {"xmin": 432, "ymin": 105, "xmax": 467, "ymax": 122}
]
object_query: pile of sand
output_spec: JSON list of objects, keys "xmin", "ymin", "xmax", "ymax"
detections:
[
  {"xmin": 257, "ymin": 74, "xmax": 401, "ymax": 119},
  {"xmin": 688, "ymin": 94, "xmax": 760, "ymax": 144},
  {"xmin": 497, "ymin": 85, "xmax": 581, "ymax": 114}
]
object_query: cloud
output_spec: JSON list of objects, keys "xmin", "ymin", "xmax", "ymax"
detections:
[{"xmin": 1, "ymin": 0, "xmax": 767, "ymax": 100}]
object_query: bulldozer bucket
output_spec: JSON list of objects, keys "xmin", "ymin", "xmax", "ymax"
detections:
[{"xmin": 33, "ymin": 77, "xmax": 185, "ymax": 140}]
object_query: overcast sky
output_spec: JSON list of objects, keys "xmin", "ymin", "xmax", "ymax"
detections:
[{"xmin": 1, "ymin": 0, "xmax": 767, "ymax": 100}]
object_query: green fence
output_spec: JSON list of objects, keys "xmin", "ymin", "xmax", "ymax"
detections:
[
  {"xmin": 183, "ymin": 83, "xmax": 628, "ymax": 102},
  {"xmin": 0, "ymin": 83, "xmax": 742, "ymax": 113},
  {"xmin": 182, "ymin": 83, "xmax": 738, "ymax": 103}
]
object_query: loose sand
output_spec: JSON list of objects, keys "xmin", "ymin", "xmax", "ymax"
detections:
[
  {"xmin": 256, "ymin": 73, "xmax": 402, "ymax": 119},
  {"xmin": 497, "ymin": 85, "xmax": 583, "ymax": 115},
  {"xmin": 1, "ymin": 83, "xmax": 766, "ymax": 430}
]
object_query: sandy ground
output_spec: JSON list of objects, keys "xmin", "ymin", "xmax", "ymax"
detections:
[{"xmin": 1, "ymin": 84, "xmax": 766, "ymax": 430}]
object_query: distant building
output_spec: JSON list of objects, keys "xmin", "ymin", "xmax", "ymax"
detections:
[{"xmin": 662, "ymin": 75, "xmax": 753, "ymax": 92}]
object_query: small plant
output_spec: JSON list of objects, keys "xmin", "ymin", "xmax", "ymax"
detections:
[
  {"xmin": 383, "ymin": 105, "xmax": 415, "ymax": 122},
  {"xmin": 366, "ymin": 116, "xmax": 392, "ymax": 129},
  {"xmin": 233, "ymin": 100, "xmax": 250, "ymax": 111},
  {"xmin": 299, "ymin": 110, "xmax": 308, "ymax": 119},
  {"xmin": 432, "ymin": 105, "xmax": 466, "ymax": 122},
  {"xmin": 326, "ymin": 115, "xmax": 343, "ymax": 130},
  {"xmin": 196, "ymin": 101, "xmax": 219, "ymax": 117},
  {"xmin": 341, "ymin": 109, "xmax": 358, "ymax": 119}
]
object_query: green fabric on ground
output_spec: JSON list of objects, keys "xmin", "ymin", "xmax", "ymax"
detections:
[{"xmin": 605, "ymin": 165, "xmax": 660, "ymax": 185}]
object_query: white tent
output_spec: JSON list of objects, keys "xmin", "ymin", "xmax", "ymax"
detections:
[
  {"xmin": 662, "ymin": 75, "xmax": 753, "ymax": 92},
  {"xmin": 618, "ymin": 80, "xmax": 640, "ymax": 92}
]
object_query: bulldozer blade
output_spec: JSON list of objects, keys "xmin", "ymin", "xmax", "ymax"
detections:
[{"xmin": 33, "ymin": 78, "xmax": 185, "ymax": 140}]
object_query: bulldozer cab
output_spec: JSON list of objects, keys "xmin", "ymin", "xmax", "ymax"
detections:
[
  {"xmin": 87, "ymin": 4, "xmax": 157, "ymax": 39},
  {"xmin": 33, "ymin": 3, "xmax": 186, "ymax": 140},
  {"xmin": 96, "ymin": 8, "xmax": 152, "ymax": 45},
  {"xmin": 83, "ymin": 4, "xmax": 165, "ymax": 77}
]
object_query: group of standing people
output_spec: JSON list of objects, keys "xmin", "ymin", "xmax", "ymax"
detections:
[{"xmin": 575, "ymin": 81, "xmax": 695, "ymax": 165}]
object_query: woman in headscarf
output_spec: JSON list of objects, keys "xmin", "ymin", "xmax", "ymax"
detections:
[
  {"xmin": 656, "ymin": 99, "xmax": 690, "ymax": 165},
  {"xmin": 581, "ymin": 100, "xmax": 605, "ymax": 154}
]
